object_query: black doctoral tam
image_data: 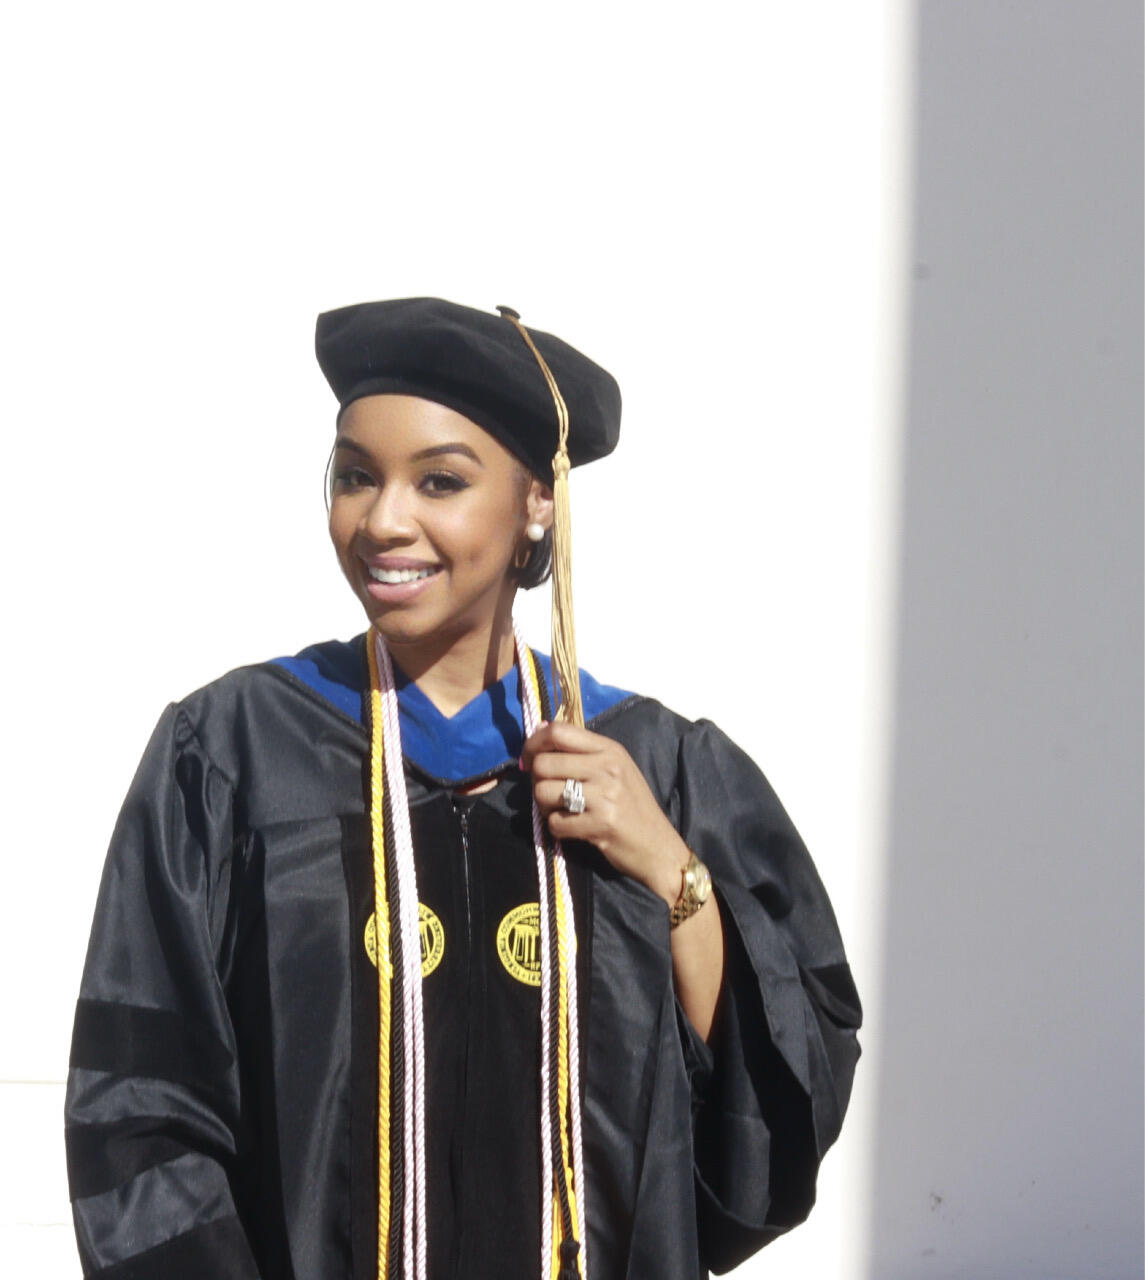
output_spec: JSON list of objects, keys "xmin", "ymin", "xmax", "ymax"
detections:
[{"xmin": 315, "ymin": 297, "xmax": 622, "ymax": 480}]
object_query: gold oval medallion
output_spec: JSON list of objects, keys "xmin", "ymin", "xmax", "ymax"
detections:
[
  {"xmin": 496, "ymin": 902, "xmax": 542, "ymax": 986},
  {"xmin": 365, "ymin": 904, "xmax": 444, "ymax": 978},
  {"xmin": 417, "ymin": 903, "xmax": 445, "ymax": 977}
]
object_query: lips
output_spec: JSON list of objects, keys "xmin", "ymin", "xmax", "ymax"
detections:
[{"xmin": 360, "ymin": 558, "xmax": 443, "ymax": 604}]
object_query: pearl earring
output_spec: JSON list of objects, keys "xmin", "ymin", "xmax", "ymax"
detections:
[{"xmin": 525, "ymin": 522, "xmax": 545, "ymax": 543}]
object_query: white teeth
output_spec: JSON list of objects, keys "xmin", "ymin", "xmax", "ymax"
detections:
[{"xmin": 367, "ymin": 566, "xmax": 435, "ymax": 584}]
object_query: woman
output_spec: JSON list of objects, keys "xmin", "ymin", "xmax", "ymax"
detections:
[{"xmin": 64, "ymin": 298, "xmax": 861, "ymax": 1280}]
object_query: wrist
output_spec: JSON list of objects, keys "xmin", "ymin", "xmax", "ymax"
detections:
[{"xmin": 650, "ymin": 844, "xmax": 690, "ymax": 909}]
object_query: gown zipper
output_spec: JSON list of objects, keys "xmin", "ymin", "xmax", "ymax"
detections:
[
  {"xmin": 452, "ymin": 796, "xmax": 474, "ymax": 1280},
  {"xmin": 456, "ymin": 802, "xmax": 472, "ymax": 953}
]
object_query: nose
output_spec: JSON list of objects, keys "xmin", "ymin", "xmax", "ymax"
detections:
[{"xmin": 362, "ymin": 481, "xmax": 417, "ymax": 544}]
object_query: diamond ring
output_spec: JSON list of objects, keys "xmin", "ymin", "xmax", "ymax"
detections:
[{"xmin": 561, "ymin": 778, "xmax": 586, "ymax": 815}]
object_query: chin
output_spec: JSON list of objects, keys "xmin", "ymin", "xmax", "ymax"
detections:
[
  {"xmin": 365, "ymin": 602, "xmax": 457, "ymax": 651},
  {"xmin": 353, "ymin": 576, "xmax": 515, "ymax": 657},
  {"xmin": 360, "ymin": 605, "xmax": 424, "ymax": 647},
  {"xmin": 372, "ymin": 618, "xmax": 427, "ymax": 649}
]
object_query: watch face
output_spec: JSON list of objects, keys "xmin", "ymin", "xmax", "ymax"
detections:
[{"xmin": 689, "ymin": 858, "xmax": 712, "ymax": 903}]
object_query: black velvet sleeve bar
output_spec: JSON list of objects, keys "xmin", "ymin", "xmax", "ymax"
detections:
[{"xmin": 64, "ymin": 705, "xmax": 262, "ymax": 1279}]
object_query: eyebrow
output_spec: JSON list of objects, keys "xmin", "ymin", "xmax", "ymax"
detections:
[
  {"xmin": 412, "ymin": 442, "xmax": 484, "ymax": 466},
  {"xmin": 333, "ymin": 436, "xmax": 371, "ymax": 456},
  {"xmin": 332, "ymin": 437, "xmax": 485, "ymax": 468}
]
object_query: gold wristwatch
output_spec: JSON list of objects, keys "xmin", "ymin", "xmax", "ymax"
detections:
[{"xmin": 669, "ymin": 851, "xmax": 712, "ymax": 928}]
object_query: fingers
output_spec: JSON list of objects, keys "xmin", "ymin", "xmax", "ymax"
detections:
[
  {"xmin": 527, "ymin": 751, "xmax": 607, "ymax": 782},
  {"xmin": 532, "ymin": 778, "xmax": 577, "ymax": 815},
  {"xmin": 520, "ymin": 725, "xmax": 645, "ymax": 859},
  {"xmin": 545, "ymin": 807, "xmax": 591, "ymax": 843},
  {"xmin": 519, "ymin": 720, "xmax": 602, "ymax": 771},
  {"xmin": 532, "ymin": 774, "xmax": 609, "ymax": 810},
  {"xmin": 534, "ymin": 780, "xmax": 602, "ymax": 847}
]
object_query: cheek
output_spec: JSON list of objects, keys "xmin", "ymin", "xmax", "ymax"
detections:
[
  {"xmin": 327, "ymin": 507, "xmax": 357, "ymax": 565},
  {"xmin": 478, "ymin": 524, "xmax": 520, "ymax": 577},
  {"xmin": 441, "ymin": 501, "xmax": 519, "ymax": 568}
]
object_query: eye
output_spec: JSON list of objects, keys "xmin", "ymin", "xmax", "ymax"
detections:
[
  {"xmin": 330, "ymin": 466, "xmax": 375, "ymax": 492},
  {"xmin": 420, "ymin": 470, "xmax": 470, "ymax": 496}
]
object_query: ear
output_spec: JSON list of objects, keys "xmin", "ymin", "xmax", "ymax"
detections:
[{"xmin": 525, "ymin": 479, "xmax": 554, "ymax": 532}]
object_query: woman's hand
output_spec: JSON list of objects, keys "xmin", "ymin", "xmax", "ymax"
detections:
[
  {"xmin": 521, "ymin": 718, "xmax": 726, "ymax": 1042},
  {"xmin": 520, "ymin": 720, "xmax": 689, "ymax": 908}
]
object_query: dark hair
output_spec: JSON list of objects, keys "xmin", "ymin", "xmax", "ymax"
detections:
[{"xmin": 514, "ymin": 527, "xmax": 553, "ymax": 589}]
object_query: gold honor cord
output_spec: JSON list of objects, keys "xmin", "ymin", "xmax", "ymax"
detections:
[
  {"xmin": 366, "ymin": 633, "xmax": 394, "ymax": 1279},
  {"xmin": 522, "ymin": 651, "xmax": 581, "ymax": 1273},
  {"xmin": 553, "ymin": 883, "xmax": 581, "ymax": 1251},
  {"xmin": 498, "ymin": 307, "xmax": 585, "ymax": 729}
]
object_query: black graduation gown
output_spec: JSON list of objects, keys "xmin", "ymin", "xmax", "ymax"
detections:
[{"xmin": 64, "ymin": 643, "xmax": 861, "ymax": 1279}]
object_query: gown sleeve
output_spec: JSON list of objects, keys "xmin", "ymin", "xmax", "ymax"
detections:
[
  {"xmin": 672, "ymin": 718, "xmax": 862, "ymax": 1274},
  {"xmin": 64, "ymin": 705, "xmax": 262, "ymax": 1279}
]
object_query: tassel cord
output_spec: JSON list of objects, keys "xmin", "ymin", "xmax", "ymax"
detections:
[
  {"xmin": 548, "ymin": 452, "xmax": 582, "ymax": 728},
  {"xmin": 500, "ymin": 313, "xmax": 584, "ymax": 728}
]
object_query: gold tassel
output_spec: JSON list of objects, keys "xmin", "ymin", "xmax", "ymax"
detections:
[
  {"xmin": 498, "ymin": 306, "xmax": 584, "ymax": 728},
  {"xmin": 547, "ymin": 447, "xmax": 583, "ymax": 728}
]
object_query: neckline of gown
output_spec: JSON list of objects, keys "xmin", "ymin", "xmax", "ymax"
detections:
[
  {"xmin": 394, "ymin": 660, "xmax": 531, "ymax": 783},
  {"xmin": 269, "ymin": 636, "xmax": 634, "ymax": 785}
]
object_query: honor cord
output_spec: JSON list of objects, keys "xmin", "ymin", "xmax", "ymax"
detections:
[
  {"xmin": 372, "ymin": 632, "xmax": 429, "ymax": 1280},
  {"xmin": 516, "ymin": 620, "xmax": 588, "ymax": 1280}
]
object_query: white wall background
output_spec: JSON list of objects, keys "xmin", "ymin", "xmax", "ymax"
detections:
[{"xmin": 1, "ymin": 2, "xmax": 1139, "ymax": 1278}]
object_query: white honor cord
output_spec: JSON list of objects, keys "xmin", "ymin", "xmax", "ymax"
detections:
[
  {"xmin": 374, "ymin": 633, "xmax": 428, "ymax": 1280},
  {"xmin": 513, "ymin": 619, "xmax": 589, "ymax": 1280}
]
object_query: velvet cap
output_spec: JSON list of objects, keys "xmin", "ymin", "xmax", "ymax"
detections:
[{"xmin": 315, "ymin": 297, "xmax": 621, "ymax": 480}]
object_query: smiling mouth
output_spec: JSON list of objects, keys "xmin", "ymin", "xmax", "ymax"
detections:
[{"xmin": 366, "ymin": 565, "xmax": 441, "ymax": 585}]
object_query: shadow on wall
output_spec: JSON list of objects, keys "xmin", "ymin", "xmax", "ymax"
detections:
[{"xmin": 868, "ymin": 3, "xmax": 1143, "ymax": 1279}]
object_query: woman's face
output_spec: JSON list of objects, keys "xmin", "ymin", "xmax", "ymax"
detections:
[{"xmin": 328, "ymin": 394, "xmax": 550, "ymax": 655}]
